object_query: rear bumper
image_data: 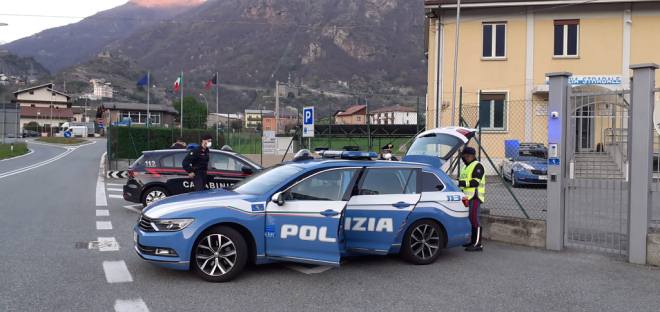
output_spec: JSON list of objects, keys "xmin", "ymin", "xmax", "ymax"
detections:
[{"xmin": 123, "ymin": 181, "xmax": 141, "ymax": 203}]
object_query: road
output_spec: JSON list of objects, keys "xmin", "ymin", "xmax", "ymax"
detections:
[{"xmin": 2, "ymin": 139, "xmax": 660, "ymax": 311}]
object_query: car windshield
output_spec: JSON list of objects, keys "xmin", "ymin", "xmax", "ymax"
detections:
[
  {"xmin": 406, "ymin": 133, "xmax": 462, "ymax": 160},
  {"xmin": 518, "ymin": 149, "xmax": 547, "ymax": 161},
  {"xmin": 231, "ymin": 164, "xmax": 304, "ymax": 195}
]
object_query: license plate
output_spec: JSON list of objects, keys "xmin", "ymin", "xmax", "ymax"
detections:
[
  {"xmin": 538, "ymin": 175, "xmax": 548, "ymax": 180},
  {"xmin": 133, "ymin": 232, "xmax": 138, "ymax": 244}
]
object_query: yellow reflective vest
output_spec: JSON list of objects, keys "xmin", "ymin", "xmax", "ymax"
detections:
[{"xmin": 460, "ymin": 160, "xmax": 485, "ymax": 202}]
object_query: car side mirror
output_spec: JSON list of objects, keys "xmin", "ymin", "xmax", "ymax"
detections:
[
  {"xmin": 271, "ymin": 192, "xmax": 285, "ymax": 206},
  {"xmin": 241, "ymin": 166, "xmax": 253, "ymax": 174}
]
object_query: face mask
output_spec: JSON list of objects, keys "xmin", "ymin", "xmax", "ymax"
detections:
[
  {"xmin": 383, "ymin": 153, "xmax": 392, "ymax": 160},
  {"xmin": 206, "ymin": 141, "xmax": 213, "ymax": 148}
]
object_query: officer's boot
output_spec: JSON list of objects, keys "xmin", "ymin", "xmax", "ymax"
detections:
[
  {"xmin": 465, "ymin": 227, "xmax": 483, "ymax": 252},
  {"xmin": 462, "ymin": 227, "xmax": 476, "ymax": 247}
]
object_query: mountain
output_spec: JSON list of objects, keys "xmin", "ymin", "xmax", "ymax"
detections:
[
  {"xmin": 0, "ymin": 51, "xmax": 49, "ymax": 79},
  {"xmin": 1, "ymin": 0, "xmax": 204, "ymax": 72},
  {"xmin": 110, "ymin": 0, "xmax": 426, "ymax": 92}
]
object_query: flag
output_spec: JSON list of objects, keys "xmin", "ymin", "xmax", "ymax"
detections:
[
  {"xmin": 204, "ymin": 73, "xmax": 217, "ymax": 90},
  {"xmin": 173, "ymin": 76, "xmax": 182, "ymax": 93},
  {"xmin": 136, "ymin": 74, "xmax": 148, "ymax": 87}
]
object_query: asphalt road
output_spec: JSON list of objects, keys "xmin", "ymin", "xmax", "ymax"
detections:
[{"xmin": 2, "ymin": 140, "xmax": 660, "ymax": 311}]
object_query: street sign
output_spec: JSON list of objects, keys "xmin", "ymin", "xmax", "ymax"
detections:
[
  {"xmin": 63, "ymin": 131, "xmax": 72, "ymax": 138},
  {"xmin": 303, "ymin": 106, "xmax": 314, "ymax": 138}
]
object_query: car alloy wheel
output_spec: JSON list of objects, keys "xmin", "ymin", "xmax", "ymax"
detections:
[
  {"xmin": 142, "ymin": 187, "xmax": 168, "ymax": 206},
  {"xmin": 195, "ymin": 234, "xmax": 237, "ymax": 277},
  {"xmin": 410, "ymin": 224, "xmax": 440, "ymax": 260}
]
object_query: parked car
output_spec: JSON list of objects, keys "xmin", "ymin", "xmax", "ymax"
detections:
[
  {"xmin": 500, "ymin": 142, "xmax": 548, "ymax": 187},
  {"xmin": 133, "ymin": 127, "xmax": 474, "ymax": 282},
  {"xmin": 21, "ymin": 130, "xmax": 39, "ymax": 138},
  {"xmin": 123, "ymin": 148, "xmax": 262, "ymax": 206}
]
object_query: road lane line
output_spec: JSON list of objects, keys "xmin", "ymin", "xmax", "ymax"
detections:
[
  {"xmin": 96, "ymin": 209, "xmax": 110, "ymax": 217},
  {"xmin": 106, "ymin": 183, "xmax": 124, "ymax": 187},
  {"xmin": 0, "ymin": 147, "xmax": 75, "ymax": 179},
  {"xmin": 114, "ymin": 299, "xmax": 149, "ymax": 312},
  {"xmin": 103, "ymin": 261, "xmax": 133, "ymax": 283},
  {"xmin": 96, "ymin": 152, "xmax": 108, "ymax": 206},
  {"xmin": 109, "ymin": 194, "xmax": 123, "ymax": 199},
  {"xmin": 123, "ymin": 205, "xmax": 142, "ymax": 214},
  {"xmin": 107, "ymin": 188, "xmax": 123, "ymax": 192},
  {"xmin": 96, "ymin": 237, "xmax": 120, "ymax": 251},
  {"xmin": 96, "ymin": 221, "xmax": 113, "ymax": 230}
]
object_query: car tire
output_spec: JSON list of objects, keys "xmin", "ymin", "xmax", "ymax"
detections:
[
  {"xmin": 192, "ymin": 226, "xmax": 248, "ymax": 283},
  {"xmin": 401, "ymin": 220, "xmax": 445, "ymax": 265},
  {"xmin": 141, "ymin": 186, "xmax": 168, "ymax": 207}
]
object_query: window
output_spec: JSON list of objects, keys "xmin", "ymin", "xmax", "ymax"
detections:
[
  {"xmin": 160, "ymin": 155, "xmax": 174, "ymax": 168},
  {"xmin": 286, "ymin": 169, "xmax": 358, "ymax": 201},
  {"xmin": 421, "ymin": 172, "xmax": 445, "ymax": 192},
  {"xmin": 482, "ymin": 22, "xmax": 506, "ymax": 58},
  {"xmin": 479, "ymin": 93, "xmax": 507, "ymax": 131},
  {"xmin": 209, "ymin": 153, "xmax": 242, "ymax": 171},
  {"xmin": 120, "ymin": 111, "xmax": 161, "ymax": 124},
  {"xmin": 554, "ymin": 20, "xmax": 579, "ymax": 57},
  {"xmin": 232, "ymin": 165, "xmax": 303, "ymax": 195},
  {"xmin": 359, "ymin": 168, "xmax": 417, "ymax": 195},
  {"xmin": 356, "ymin": 116, "xmax": 361, "ymax": 122}
]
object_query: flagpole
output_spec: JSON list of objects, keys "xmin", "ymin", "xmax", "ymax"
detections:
[
  {"xmin": 215, "ymin": 72, "xmax": 219, "ymax": 140},
  {"xmin": 146, "ymin": 71, "xmax": 150, "ymax": 128},
  {"xmin": 180, "ymin": 71, "xmax": 183, "ymax": 136}
]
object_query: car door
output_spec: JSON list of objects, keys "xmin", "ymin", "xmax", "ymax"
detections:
[
  {"xmin": 344, "ymin": 167, "xmax": 421, "ymax": 254},
  {"xmin": 207, "ymin": 152, "xmax": 248, "ymax": 189},
  {"xmin": 265, "ymin": 167, "xmax": 360, "ymax": 265},
  {"xmin": 162, "ymin": 152, "xmax": 193, "ymax": 194}
]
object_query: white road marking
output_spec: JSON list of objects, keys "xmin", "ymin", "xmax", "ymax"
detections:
[
  {"xmin": 109, "ymin": 194, "xmax": 123, "ymax": 199},
  {"xmin": 123, "ymin": 205, "xmax": 142, "ymax": 214},
  {"xmin": 96, "ymin": 221, "xmax": 113, "ymax": 230},
  {"xmin": 26, "ymin": 139, "xmax": 97, "ymax": 149},
  {"xmin": 285, "ymin": 264, "xmax": 334, "ymax": 275},
  {"xmin": 0, "ymin": 147, "xmax": 75, "ymax": 180},
  {"xmin": 96, "ymin": 209, "xmax": 110, "ymax": 217},
  {"xmin": 0, "ymin": 148, "xmax": 33, "ymax": 162},
  {"xmin": 107, "ymin": 188, "xmax": 123, "ymax": 192},
  {"xmin": 96, "ymin": 152, "xmax": 108, "ymax": 206},
  {"xmin": 114, "ymin": 298, "xmax": 149, "ymax": 312},
  {"xmin": 103, "ymin": 261, "xmax": 133, "ymax": 283},
  {"xmin": 89, "ymin": 237, "xmax": 120, "ymax": 251},
  {"xmin": 106, "ymin": 183, "xmax": 124, "ymax": 187}
]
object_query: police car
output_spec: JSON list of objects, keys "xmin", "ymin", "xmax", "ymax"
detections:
[
  {"xmin": 134, "ymin": 127, "xmax": 475, "ymax": 282},
  {"xmin": 123, "ymin": 148, "xmax": 262, "ymax": 207}
]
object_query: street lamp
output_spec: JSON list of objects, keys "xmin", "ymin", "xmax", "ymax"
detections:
[{"xmin": 199, "ymin": 93, "xmax": 209, "ymax": 129}]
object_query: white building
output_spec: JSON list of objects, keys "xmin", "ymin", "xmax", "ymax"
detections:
[
  {"xmin": 91, "ymin": 79, "xmax": 113, "ymax": 99},
  {"xmin": 369, "ymin": 105, "xmax": 417, "ymax": 125}
]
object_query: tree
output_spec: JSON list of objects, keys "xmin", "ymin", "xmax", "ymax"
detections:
[{"xmin": 172, "ymin": 95, "xmax": 208, "ymax": 129}]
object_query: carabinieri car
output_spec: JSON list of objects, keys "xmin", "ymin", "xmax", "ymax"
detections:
[
  {"xmin": 123, "ymin": 148, "xmax": 262, "ymax": 206},
  {"xmin": 134, "ymin": 127, "xmax": 475, "ymax": 282}
]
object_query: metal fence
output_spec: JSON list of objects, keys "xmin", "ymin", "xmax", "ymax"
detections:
[
  {"xmin": 457, "ymin": 99, "xmax": 548, "ymax": 220},
  {"xmin": 652, "ymin": 90, "xmax": 660, "ymax": 229},
  {"xmin": 0, "ymin": 103, "xmax": 20, "ymax": 143}
]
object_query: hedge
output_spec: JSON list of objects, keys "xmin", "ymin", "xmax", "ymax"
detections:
[{"xmin": 107, "ymin": 126, "xmax": 225, "ymax": 160}]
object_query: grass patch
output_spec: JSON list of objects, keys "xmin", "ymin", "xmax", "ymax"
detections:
[
  {"xmin": 0, "ymin": 143, "xmax": 29, "ymax": 160},
  {"xmin": 36, "ymin": 137, "xmax": 87, "ymax": 145}
]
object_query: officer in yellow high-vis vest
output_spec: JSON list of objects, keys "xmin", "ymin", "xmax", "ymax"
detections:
[{"xmin": 458, "ymin": 147, "xmax": 485, "ymax": 252}]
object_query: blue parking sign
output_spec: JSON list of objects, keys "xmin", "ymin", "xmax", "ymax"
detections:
[{"xmin": 303, "ymin": 106, "xmax": 314, "ymax": 137}]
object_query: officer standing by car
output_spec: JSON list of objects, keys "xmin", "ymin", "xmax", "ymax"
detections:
[
  {"xmin": 170, "ymin": 137, "xmax": 187, "ymax": 149},
  {"xmin": 183, "ymin": 134, "xmax": 212, "ymax": 192},
  {"xmin": 458, "ymin": 147, "xmax": 485, "ymax": 252}
]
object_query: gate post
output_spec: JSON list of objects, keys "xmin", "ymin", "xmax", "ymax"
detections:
[
  {"xmin": 628, "ymin": 63, "xmax": 658, "ymax": 264},
  {"xmin": 546, "ymin": 72, "xmax": 571, "ymax": 251}
]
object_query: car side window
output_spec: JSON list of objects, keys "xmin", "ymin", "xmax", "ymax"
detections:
[
  {"xmin": 174, "ymin": 152, "xmax": 187, "ymax": 168},
  {"xmin": 421, "ymin": 172, "xmax": 445, "ymax": 192},
  {"xmin": 160, "ymin": 155, "xmax": 175, "ymax": 168},
  {"xmin": 209, "ymin": 153, "xmax": 241, "ymax": 171},
  {"xmin": 285, "ymin": 169, "xmax": 358, "ymax": 201},
  {"xmin": 359, "ymin": 168, "xmax": 417, "ymax": 195}
]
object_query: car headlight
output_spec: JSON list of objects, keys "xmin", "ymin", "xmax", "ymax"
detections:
[
  {"xmin": 150, "ymin": 218, "xmax": 194, "ymax": 232},
  {"xmin": 519, "ymin": 163, "xmax": 535, "ymax": 171}
]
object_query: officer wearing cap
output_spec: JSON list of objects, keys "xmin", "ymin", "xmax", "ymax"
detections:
[
  {"xmin": 458, "ymin": 146, "xmax": 485, "ymax": 251},
  {"xmin": 183, "ymin": 134, "xmax": 213, "ymax": 192},
  {"xmin": 379, "ymin": 143, "xmax": 398, "ymax": 161}
]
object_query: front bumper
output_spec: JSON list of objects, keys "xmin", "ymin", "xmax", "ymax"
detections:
[
  {"xmin": 514, "ymin": 171, "xmax": 548, "ymax": 185},
  {"xmin": 133, "ymin": 226, "xmax": 193, "ymax": 270}
]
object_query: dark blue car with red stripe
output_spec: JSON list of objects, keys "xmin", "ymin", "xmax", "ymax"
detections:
[{"xmin": 123, "ymin": 149, "xmax": 262, "ymax": 206}]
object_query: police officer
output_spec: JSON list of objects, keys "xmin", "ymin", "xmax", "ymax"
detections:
[
  {"xmin": 379, "ymin": 143, "xmax": 399, "ymax": 161},
  {"xmin": 170, "ymin": 137, "xmax": 187, "ymax": 149},
  {"xmin": 183, "ymin": 134, "xmax": 212, "ymax": 192},
  {"xmin": 458, "ymin": 147, "xmax": 485, "ymax": 252}
]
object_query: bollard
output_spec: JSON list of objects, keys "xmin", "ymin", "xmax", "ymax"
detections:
[{"xmin": 10, "ymin": 143, "xmax": 14, "ymax": 152}]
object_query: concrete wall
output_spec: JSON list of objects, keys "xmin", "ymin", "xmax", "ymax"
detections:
[{"xmin": 481, "ymin": 214, "xmax": 547, "ymax": 248}]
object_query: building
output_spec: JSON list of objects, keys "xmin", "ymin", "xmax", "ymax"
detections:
[
  {"xmin": 91, "ymin": 79, "xmax": 113, "ymax": 99},
  {"xmin": 369, "ymin": 104, "xmax": 418, "ymax": 125},
  {"xmin": 100, "ymin": 102, "xmax": 179, "ymax": 128},
  {"xmin": 335, "ymin": 105, "xmax": 367, "ymax": 125},
  {"xmin": 262, "ymin": 111, "xmax": 299, "ymax": 132},
  {"xmin": 424, "ymin": 0, "xmax": 660, "ymax": 160},
  {"xmin": 13, "ymin": 83, "xmax": 72, "ymax": 132},
  {"xmin": 207, "ymin": 113, "xmax": 244, "ymax": 129},
  {"xmin": 244, "ymin": 109, "xmax": 273, "ymax": 128}
]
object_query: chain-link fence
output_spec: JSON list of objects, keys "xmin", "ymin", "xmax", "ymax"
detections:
[
  {"xmin": 456, "ymin": 99, "xmax": 549, "ymax": 220},
  {"xmin": 651, "ymin": 91, "xmax": 660, "ymax": 229},
  {"xmin": 0, "ymin": 103, "xmax": 20, "ymax": 143}
]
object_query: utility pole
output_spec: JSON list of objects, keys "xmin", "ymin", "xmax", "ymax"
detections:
[
  {"xmin": 275, "ymin": 80, "xmax": 280, "ymax": 134},
  {"xmin": 450, "ymin": 0, "xmax": 462, "ymax": 126},
  {"xmin": 180, "ymin": 71, "xmax": 183, "ymax": 136},
  {"xmin": 146, "ymin": 71, "xmax": 150, "ymax": 128},
  {"xmin": 216, "ymin": 72, "xmax": 219, "ymax": 140},
  {"xmin": 366, "ymin": 96, "xmax": 371, "ymax": 151}
]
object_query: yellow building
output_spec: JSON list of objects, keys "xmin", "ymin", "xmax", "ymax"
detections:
[{"xmin": 424, "ymin": 0, "xmax": 660, "ymax": 162}]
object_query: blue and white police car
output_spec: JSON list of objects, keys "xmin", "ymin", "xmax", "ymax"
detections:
[{"xmin": 134, "ymin": 127, "xmax": 476, "ymax": 282}]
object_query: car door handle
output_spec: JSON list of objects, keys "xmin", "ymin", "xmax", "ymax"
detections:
[
  {"xmin": 392, "ymin": 202, "xmax": 411, "ymax": 209},
  {"xmin": 319, "ymin": 209, "xmax": 340, "ymax": 217}
]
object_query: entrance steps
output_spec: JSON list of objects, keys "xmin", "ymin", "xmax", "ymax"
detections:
[{"xmin": 574, "ymin": 153, "xmax": 625, "ymax": 179}]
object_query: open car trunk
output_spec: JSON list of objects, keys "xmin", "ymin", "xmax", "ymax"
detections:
[{"xmin": 402, "ymin": 127, "xmax": 476, "ymax": 170}]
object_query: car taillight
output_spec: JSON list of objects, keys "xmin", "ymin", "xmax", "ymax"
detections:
[
  {"xmin": 128, "ymin": 169, "xmax": 135, "ymax": 179},
  {"xmin": 462, "ymin": 197, "xmax": 469, "ymax": 207}
]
